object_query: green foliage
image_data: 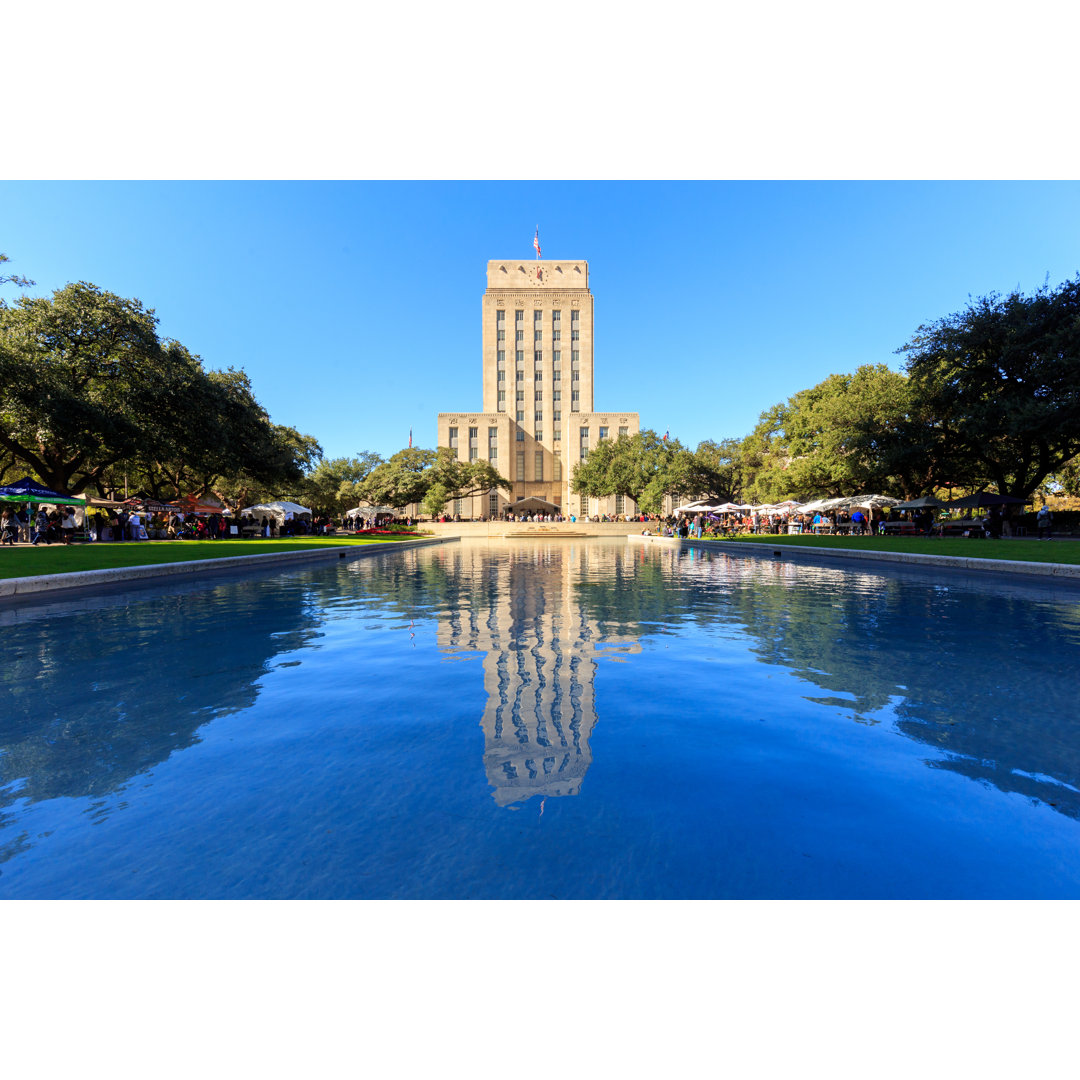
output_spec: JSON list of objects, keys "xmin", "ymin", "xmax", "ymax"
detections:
[
  {"xmin": 359, "ymin": 447, "xmax": 437, "ymax": 508},
  {"xmin": 0, "ymin": 280, "xmax": 319, "ymax": 503},
  {"xmin": 430, "ymin": 447, "xmax": 512, "ymax": 501},
  {"xmin": 900, "ymin": 276, "xmax": 1080, "ymax": 499},
  {"xmin": 571, "ymin": 429, "xmax": 694, "ymax": 515},
  {"xmin": 0, "ymin": 252, "xmax": 34, "ymax": 293},
  {"xmin": 421, "ymin": 480, "xmax": 451, "ymax": 518},
  {"xmin": 299, "ymin": 452, "xmax": 384, "ymax": 514}
]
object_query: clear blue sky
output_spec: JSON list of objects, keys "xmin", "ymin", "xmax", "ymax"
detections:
[{"xmin": 2, "ymin": 181, "xmax": 1078, "ymax": 464}]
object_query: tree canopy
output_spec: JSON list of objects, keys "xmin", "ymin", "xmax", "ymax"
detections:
[
  {"xmin": 0, "ymin": 280, "xmax": 319, "ymax": 501},
  {"xmin": 899, "ymin": 276, "xmax": 1080, "ymax": 499}
]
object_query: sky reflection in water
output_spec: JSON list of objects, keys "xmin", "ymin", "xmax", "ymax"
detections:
[{"xmin": 1, "ymin": 538, "xmax": 1079, "ymax": 898}]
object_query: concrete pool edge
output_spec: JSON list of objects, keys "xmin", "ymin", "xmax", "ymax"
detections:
[
  {"xmin": 0, "ymin": 536, "xmax": 459, "ymax": 601},
  {"xmin": 627, "ymin": 533, "xmax": 1080, "ymax": 582}
]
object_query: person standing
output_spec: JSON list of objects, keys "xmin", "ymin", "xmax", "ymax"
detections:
[
  {"xmin": 1037, "ymin": 504, "xmax": 1053, "ymax": 540},
  {"xmin": 60, "ymin": 508, "xmax": 76, "ymax": 544}
]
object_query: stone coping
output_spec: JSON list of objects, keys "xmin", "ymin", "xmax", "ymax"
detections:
[
  {"xmin": 0, "ymin": 536, "xmax": 457, "ymax": 601},
  {"xmin": 626, "ymin": 533, "xmax": 1080, "ymax": 582}
]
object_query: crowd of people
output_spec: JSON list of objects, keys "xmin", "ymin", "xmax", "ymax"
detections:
[{"xmin": 0, "ymin": 504, "xmax": 349, "ymax": 544}]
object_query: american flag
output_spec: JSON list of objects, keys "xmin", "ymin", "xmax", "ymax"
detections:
[
  {"xmin": 533, "ymin": 228, "xmax": 541, "ymax": 258},
  {"xmin": 663, "ymin": 429, "xmax": 669, "ymax": 442}
]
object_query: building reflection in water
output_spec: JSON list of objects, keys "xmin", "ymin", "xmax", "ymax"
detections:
[{"xmin": 436, "ymin": 542, "xmax": 640, "ymax": 807}]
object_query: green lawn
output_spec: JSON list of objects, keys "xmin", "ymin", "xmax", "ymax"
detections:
[
  {"xmin": 706, "ymin": 534, "xmax": 1080, "ymax": 565},
  {"xmin": 0, "ymin": 535, "xmax": 427, "ymax": 580}
]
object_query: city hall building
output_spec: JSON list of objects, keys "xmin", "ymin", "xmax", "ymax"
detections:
[{"xmin": 437, "ymin": 259, "xmax": 640, "ymax": 519}]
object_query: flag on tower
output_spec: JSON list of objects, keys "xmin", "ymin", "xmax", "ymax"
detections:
[
  {"xmin": 533, "ymin": 227, "xmax": 541, "ymax": 258},
  {"xmin": 408, "ymin": 428, "xmax": 412, "ymax": 448},
  {"xmin": 663, "ymin": 429, "xmax": 669, "ymax": 442}
]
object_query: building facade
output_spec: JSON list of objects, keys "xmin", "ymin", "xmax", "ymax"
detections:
[{"xmin": 437, "ymin": 259, "xmax": 640, "ymax": 519}]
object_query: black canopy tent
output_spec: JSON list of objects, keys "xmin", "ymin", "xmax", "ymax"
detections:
[{"xmin": 509, "ymin": 497, "xmax": 561, "ymax": 514}]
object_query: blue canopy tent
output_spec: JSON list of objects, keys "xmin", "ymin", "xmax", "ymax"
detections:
[{"xmin": 0, "ymin": 476, "xmax": 86, "ymax": 505}]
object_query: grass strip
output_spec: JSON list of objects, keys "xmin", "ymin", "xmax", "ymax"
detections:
[
  {"xmin": 0, "ymin": 535, "xmax": 425, "ymax": 580},
  {"xmin": 702, "ymin": 534, "xmax": 1080, "ymax": 565}
]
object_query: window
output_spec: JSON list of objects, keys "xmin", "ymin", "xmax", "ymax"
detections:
[
  {"xmin": 516, "ymin": 351, "xmax": 524, "ymax": 364},
  {"xmin": 552, "ymin": 369, "xmax": 561, "ymax": 383},
  {"xmin": 552, "ymin": 330, "xmax": 561, "ymax": 341},
  {"xmin": 515, "ymin": 310, "xmax": 524, "ymax": 323},
  {"xmin": 469, "ymin": 446, "xmax": 478, "ymax": 461},
  {"xmin": 497, "ymin": 350, "xmax": 505, "ymax": 366},
  {"xmin": 534, "ymin": 350, "xmax": 542, "ymax": 365},
  {"xmin": 516, "ymin": 451, "xmax": 525, "ymax": 480},
  {"xmin": 498, "ymin": 369, "xmax": 506, "ymax": 382},
  {"xmin": 615, "ymin": 494, "xmax": 625, "ymax": 516},
  {"xmin": 571, "ymin": 329, "xmax": 579, "ymax": 341},
  {"xmin": 534, "ymin": 411, "xmax": 542, "ymax": 423},
  {"xmin": 535, "ymin": 430, "xmax": 542, "ymax": 441},
  {"xmin": 489, "ymin": 492, "xmax": 499, "ymax": 517},
  {"xmin": 497, "ymin": 329, "xmax": 505, "ymax": 341},
  {"xmin": 516, "ymin": 330, "xmax": 524, "ymax": 342},
  {"xmin": 516, "ymin": 370, "xmax": 524, "ymax": 382},
  {"xmin": 599, "ymin": 426, "xmax": 609, "ymax": 440},
  {"xmin": 552, "ymin": 310, "xmax": 561, "ymax": 322},
  {"xmin": 552, "ymin": 350, "xmax": 560, "ymax": 364},
  {"xmin": 534, "ymin": 330, "xmax": 542, "ymax": 343},
  {"xmin": 469, "ymin": 427, "xmax": 478, "ymax": 444},
  {"xmin": 497, "ymin": 310, "xmax": 506, "ymax": 322},
  {"xmin": 571, "ymin": 392, "xmax": 579, "ymax": 410},
  {"xmin": 571, "ymin": 351, "xmax": 580, "ymax": 365},
  {"xmin": 571, "ymin": 369, "xmax": 579, "ymax": 381},
  {"xmin": 448, "ymin": 427, "xmax": 458, "ymax": 448},
  {"xmin": 534, "ymin": 309, "xmax": 543, "ymax": 323},
  {"xmin": 497, "ymin": 391, "xmax": 506, "ymax": 409},
  {"xmin": 553, "ymin": 453, "xmax": 562, "ymax": 481},
  {"xmin": 535, "ymin": 389, "xmax": 543, "ymax": 401},
  {"xmin": 619, "ymin": 426, "xmax": 628, "ymax": 437},
  {"xmin": 553, "ymin": 428, "xmax": 561, "ymax": 441},
  {"xmin": 453, "ymin": 499, "xmax": 463, "ymax": 516},
  {"xmin": 553, "ymin": 390, "xmax": 561, "ymax": 401},
  {"xmin": 516, "ymin": 389, "xmax": 524, "ymax": 401},
  {"xmin": 553, "ymin": 414, "xmax": 561, "ymax": 426},
  {"xmin": 534, "ymin": 451, "xmax": 544, "ymax": 481},
  {"xmin": 571, "ymin": 309, "xmax": 579, "ymax": 322},
  {"xmin": 579, "ymin": 426, "xmax": 589, "ymax": 460},
  {"xmin": 516, "ymin": 410, "xmax": 525, "ymax": 422},
  {"xmin": 516, "ymin": 428, "xmax": 525, "ymax": 441}
]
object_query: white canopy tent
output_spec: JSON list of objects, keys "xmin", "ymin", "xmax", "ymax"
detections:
[
  {"xmin": 241, "ymin": 500, "xmax": 312, "ymax": 520},
  {"xmin": 345, "ymin": 504, "xmax": 401, "ymax": 518}
]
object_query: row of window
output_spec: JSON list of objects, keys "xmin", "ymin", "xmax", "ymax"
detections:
[
  {"xmin": 513, "ymin": 450, "xmax": 563, "ymax": 482},
  {"xmin": 497, "ymin": 330, "xmax": 580, "ymax": 343},
  {"xmin": 497, "ymin": 309, "xmax": 580, "ymax": 323},
  {"xmin": 496, "ymin": 350, "xmax": 581, "ymax": 366},
  {"xmin": 451, "ymin": 424, "xmax": 628, "ymax": 453}
]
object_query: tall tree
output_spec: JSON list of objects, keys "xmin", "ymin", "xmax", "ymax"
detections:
[
  {"xmin": 571, "ymin": 429, "xmax": 691, "ymax": 515},
  {"xmin": 429, "ymin": 447, "xmax": 512, "ymax": 504},
  {"xmin": 900, "ymin": 277, "xmax": 1080, "ymax": 499},
  {"xmin": 0, "ymin": 282, "xmax": 169, "ymax": 493},
  {"xmin": 299, "ymin": 452, "xmax": 384, "ymax": 515},
  {"xmin": 359, "ymin": 447, "xmax": 437, "ymax": 508}
]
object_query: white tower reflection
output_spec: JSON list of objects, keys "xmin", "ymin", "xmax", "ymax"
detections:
[{"xmin": 437, "ymin": 542, "xmax": 639, "ymax": 806}]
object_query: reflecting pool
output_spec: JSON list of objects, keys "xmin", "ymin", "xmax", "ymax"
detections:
[{"xmin": 2, "ymin": 538, "xmax": 1079, "ymax": 898}]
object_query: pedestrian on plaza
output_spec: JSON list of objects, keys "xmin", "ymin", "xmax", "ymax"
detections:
[{"xmin": 1037, "ymin": 504, "xmax": 1053, "ymax": 540}]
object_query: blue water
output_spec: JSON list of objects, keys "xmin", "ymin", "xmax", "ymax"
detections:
[{"xmin": 2, "ymin": 538, "xmax": 1079, "ymax": 899}]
